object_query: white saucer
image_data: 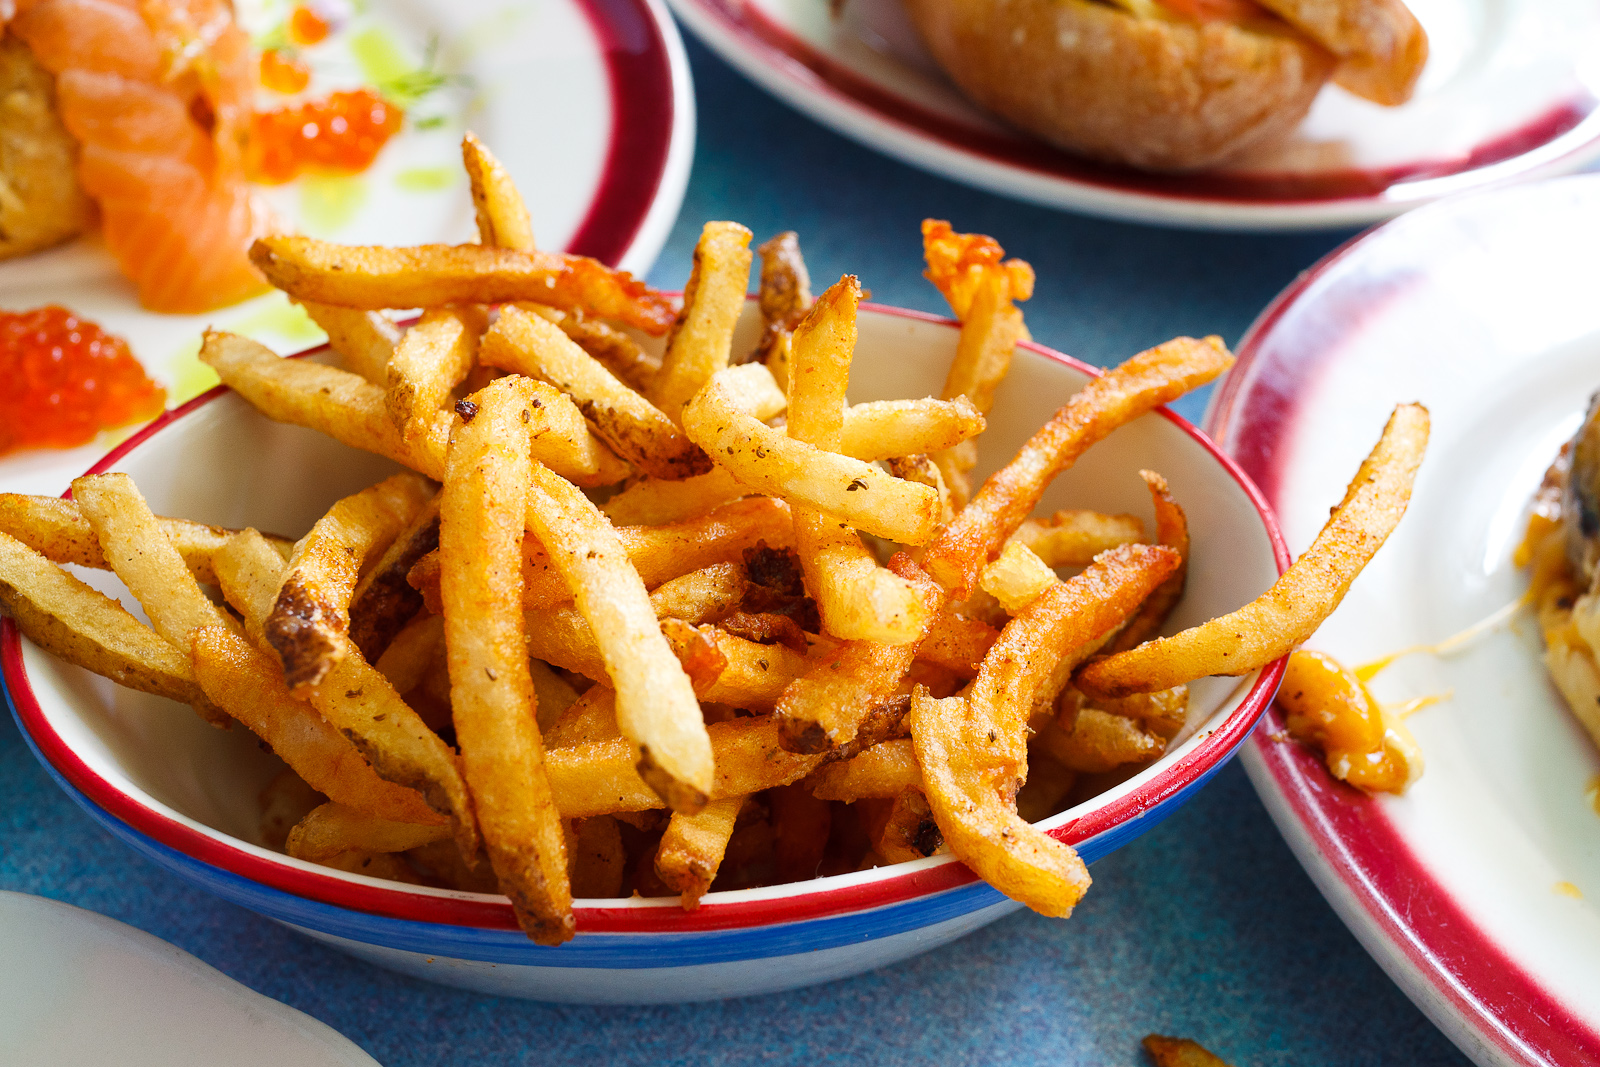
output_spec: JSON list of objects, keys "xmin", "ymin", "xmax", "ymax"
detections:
[
  {"xmin": 1207, "ymin": 174, "xmax": 1600, "ymax": 1066},
  {"xmin": 666, "ymin": 0, "xmax": 1600, "ymax": 230}
]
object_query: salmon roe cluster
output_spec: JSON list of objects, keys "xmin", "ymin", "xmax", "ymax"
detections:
[
  {"xmin": 287, "ymin": 4, "xmax": 332, "ymax": 45},
  {"xmin": 0, "ymin": 307, "xmax": 166, "ymax": 456},
  {"xmin": 259, "ymin": 48, "xmax": 312, "ymax": 94},
  {"xmin": 248, "ymin": 89, "xmax": 403, "ymax": 184}
]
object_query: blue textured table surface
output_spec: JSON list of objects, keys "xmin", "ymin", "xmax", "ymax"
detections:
[{"xmin": 0, "ymin": 36, "xmax": 1480, "ymax": 1067}]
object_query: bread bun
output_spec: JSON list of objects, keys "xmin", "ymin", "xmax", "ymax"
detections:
[
  {"xmin": 0, "ymin": 33, "xmax": 91, "ymax": 260},
  {"xmin": 903, "ymin": 0, "xmax": 1342, "ymax": 171}
]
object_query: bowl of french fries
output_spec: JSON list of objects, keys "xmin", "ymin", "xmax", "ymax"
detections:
[{"xmin": 3, "ymin": 137, "xmax": 1432, "ymax": 1004}]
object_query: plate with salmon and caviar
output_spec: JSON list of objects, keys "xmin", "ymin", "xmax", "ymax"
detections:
[
  {"xmin": 0, "ymin": 0, "xmax": 693, "ymax": 496},
  {"xmin": 1206, "ymin": 175, "xmax": 1600, "ymax": 1067}
]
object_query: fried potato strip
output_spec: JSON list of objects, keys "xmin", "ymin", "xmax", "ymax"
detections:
[
  {"xmin": 655, "ymin": 796, "xmax": 742, "ymax": 909},
  {"xmin": 1076, "ymin": 404, "xmax": 1429, "ymax": 699},
  {"xmin": 462, "ymin": 131, "xmax": 536, "ymax": 252},
  {"xmin": 295, "ymin": 302, "xmax": 399, "ymax": 384},
  {"xmin": 287, "ymin": 802, "xmax": 450, "ymax": 863},
  {"xmin": 386, "ymin": 304, "xmax": 484, "ymax": 439},
  {"xmin": 0, "ymin": 492, "xmax": 291, "ymax": 586},
  {"xmin": 1010, "ymin": 509, "xmax": 1144, "ymax": 568},
  {"xmin": 1142, "ymin": 1035, "xmax": 1236, "ymax": 1067},
  {"xmin": 441, "ymin": 376, "xmax": 573, "ymax": 943},
  {"xmin": 250, "ymin": 236, "xmax": 674, "ymax": 335},
  {"xmin": 924, "ymin": 336, "xmax": 1235, "ymax": 597},
  {"xmin": 838, "ymin": 397, "xmax": 984, "ymax": 462},
  {"xmin": 649, "ymin": 221, "xmax": 753, "ymax": 424},
  {"xmin": 1105, "ymin": 470, "xmax": 1189, "ymax": 654}
]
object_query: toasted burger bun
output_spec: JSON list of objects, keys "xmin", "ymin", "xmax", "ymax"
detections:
[
  {"xmin": 902, "ymin": 0, "xmax": 1338, "ymax": 171},
  {"xmin": 1258, "ymin": 0, "xmax": 1427, "ymax": 106},
  {"xmin": 0, "ymin": 33, "xmax": 91, "ymax": 260}
]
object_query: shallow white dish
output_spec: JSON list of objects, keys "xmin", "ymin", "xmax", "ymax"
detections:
[
  {"xmin": 4, "ymin": 303, "xmax": 1286, "ymax": 1003},
  {"xmin": 666, "ymin": 0, "xmax": 1600, "ymax": 231},
  {"xmin": 0, "ymin": 890, "xmax": 378, "ymax": 1066},
  {"xmin": 1207, "ymin": 174, "xmax": 1600, "ymax": 1065},
  {"xmin": 0, "ymin": 0, "xmax": 694, "ymax": 498}
]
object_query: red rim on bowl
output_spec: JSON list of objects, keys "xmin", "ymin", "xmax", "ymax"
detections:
[
  {"xmin": 3, "ymin": 305, "xmax": 1289, "ymax": 935},
  {"xmin": 1211, "ymin": 212, "xmax": 1600, "ymax": 1065}
]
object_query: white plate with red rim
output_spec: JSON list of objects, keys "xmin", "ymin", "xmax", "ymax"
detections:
[
  {"xmin": 665, "ymin": 0, "xmax": 1600, "ymax": 231},
  {"xmin": 0, "ymin": 0, "xmax": 693, "ymax": 498},
  {"xmin": 4, "ymin": 302, "xmax": 1288, "ymax": 1003},
  {"xmin": 1206, "ymin": 174, "xmax": 1600, "ymax": 1065}
]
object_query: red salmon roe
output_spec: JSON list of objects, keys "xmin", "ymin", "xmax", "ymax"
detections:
[
  {"xmin": 248, "ymin": 89, "xmax": 404, "ymax": 184},
  {"xmin": 287, "ymin": 5, "xmax": 331, "ymax": 45},
  {"xmin": 0, "ymin": 307, "xmax": 166, "ymax": 456},
  {"xmin": 259, "ymin": 48, "xmax": 311, "ymax": 94}
]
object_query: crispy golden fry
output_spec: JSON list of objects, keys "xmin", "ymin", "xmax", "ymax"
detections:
[
  {"xmin": 649, "ymin": 221, "xmax": 754, "ymax": 423},
  {"xmin": 374, "ymin": 611, "xmax": 443, "ymax": 697},
  {"xmin": 1077, "ymin": 404, "xmax": 1430, "ymax": 699},
  {"xmin": 806, "ymin": 737, "xmax": 922, "ymax": 801},
  {"xmin": 267, "ymin": 473, "xmax": 432, "ymax": 691},
  {"xmin": 922, "ymin": 219, "xmax": 1036, "ymax": 326},
  {"xmin": 70, "ymin": 474, "xmax": 238, "ymax": 656},
  {"xmin": 1081, "ymin": 684, "xmax": 1189, "ymax": 740},
  {"xmin": 484, "ymin": 305, "xmax": 708, "ymax": 479},
  {"xmin": 441, "ymin": 376, "xmax": 573, "ymax": 943},
  {"xmin": 838, "ymin": 397, "xmax": 985, "ymax": 461},
  {"xmin": 775, "ymin": 554, "xmax": 942, "ymax": 753},
  {"xmin": 529, "ymin": 658, "xmax": 581, "ymax": 731},
  {"xmin": 683, "ymin": 368, "xmax": 940, "ymax": 545},
  {"xmin": 412, "ymin": 495, "xmax": 791, "ymax": 614},
  {"xmin": 1142, "ymin": 1035, "xmax": 1235, "ymax": 1067},
  {"xmin": 0, "ymin": 492, "xmax": 292, "ymax": 587},
  {"xmin": 922, "ymin": 222, "xmax": 1034, "ymax": 415},
  {"xmin": 884, "ymin": 454, "xmax": 955, "ymax": 526},
  {"xmin": 191, "ymin": 626, "xmax": 443, "ymax": 825},
  {"xmin": 0, "ymin": 530, "xmax": 217, "ymax": 714},
  {"xmin": 917, "ymin": 609, "xmax": 999, "ymax": 676},
  {"xmin": 217, "ymin": 529, "xmax": 479, "ymax": 853},
  {"xmin": 860, "ymin": 790, "xmax": 942, "ymax": 864},
  {"xmin": 696, "ymin": 626, "xmax": 810, "ymax": 710},
  {"xmin": 287, "ymin": 802, "xmax": 450, "ymax": 862},
  {"xmin": 250, "ymin": 235, "xmax": 675, "ymax": 335},
  {"xmin": 295, "ymin": 302, "xmax": 399, "ymax": 385},
  {"xmin": 386, "ymin": 305, "xmax": 485, "ymax": 440},
  {"xmin": 910, "ymin": 688, "xmax": 1090, "ymax": 916},
  {"xmin": 649, "ymin": 562, "xmax": 747, "ymax": 624},
  {"xmin": 789, "ymin": 277, "xmax": 930, "ymax": 643},
  {"xmin": 748, "ymin": 230, "xmax": 813, "ymax": 380},
  {"xmin": 1107, "ymin": 471, "xmax": 1189, "ymax": 653},
  {"xmin": 659, "ymin": 618, "xmax": 733, "ymax": 693},
  {"xmin": 980, "ymin": 541, "xmax": 1058, "ymax": 614},
  {"xmin": 546, "ymin": 716, "xmax": 821, "ymax": 818},
  {"xmin": 567, "ymin": 814, "xmax": 626, "ymax": 898},
  {"xmin": 462, "ymin": 131, "xmax": 536, "ymax": 252},
  {"xmin": 600, "ymin": 467, "xmax": 750, "ymax": 526},
  {"xmin": 522, "ymin": 461, "xmax": 711, "ymax": 812},
  {"xmin": 529, "ymin": 305, "xmax": 660, "ymax": 394},
  {"xmin": 348, "ymin": 497, "xmax": 440, "ymax": 662},
  {"xmin": 545, "ymin": 685, "xmax": 622, "ymax": 749},
  {"xmin": 1010, "ymin": 509, "xmax": 1145, "ymax": 568},
  {"xmin": 199, "ymin": 331, "xmax": 617, "ymax": 486},
  {"xmin": 317, "ymin": 851, "xmax": 423, "ymax": 881},
  {"xmin": 924, "ymin": 336, "xmax": 1235, "ymax": 597},
  {"xmin": 655, "ymin": 796, "xmax": 742, "ymax": 909},
  {"xmin": 1038, "ymin": 709, "xmax": 1164, "ymax": 773}
]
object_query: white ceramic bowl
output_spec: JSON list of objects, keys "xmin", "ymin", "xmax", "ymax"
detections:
[{"xmin": 2, "ymin": 304, "xmax": 1287, "ymax": 1004}]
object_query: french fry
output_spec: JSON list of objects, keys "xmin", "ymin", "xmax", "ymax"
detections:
[
  {"xmin": 655, "ymin": 796, "xmax": 742, "ymax": 908},
  {"xmin": 250, "ymin": 235, "xmax": 675, "ymax": 335},
  {"xmin": 788, "ymin": 277, "xmax": 930, "ymax": 643},
  {"xmin": 545, "ymin": 684, "xmax": 622, "ymax": 749},
  {"xmin": 483, "ymin": 305, "xmax": 709, "ymax": 479},
  {"xmin": 746, "ymin": 230, "xmax": 813, "ymax": 385},
  {"xmin": 521, "ymin": 460, "xmax": 711, "ymax": 813},
  {"xmin": 1010, "ymin": 509, "xmax": 1145, "ymax": 568},
  {"xmin": 923, "ymin": 336, "xmax": 1235, "ymax": 597},
  {"xmin": 528, "ymin": 658, "xmax": 581, "ymax": 730},
  {"xmin": 70, "ymin": 474, "xmax": 239, "ymax": 656},
  {"xmin": 216, "ymin": 529, "xmax": 479, "ymax": 854},
  {"xmin": 980, "ymin": 541, "xmax": 1058, "ymax": 614},
  {"xmin": 682, "ymin": 368, "xmax": 940, "ymax": 545},
  {"xmin": 462, "ymin": 130, "xmax": 536, "ymax": 252},
  {"xmin": 0, "ymin": 492, "xmax": 292, "ymax": 587},
  {"xmin": 532, "ymin": 306, "xmax": 660, "ymax": 394},
  {"xmin": 374, "ymin": 611, "xmax": 443, "ymax": 697},
  {"xmin": 859, "ymin": 790, "xmax": 942, "ymax": 863},
  {"xmin": 916, "ymin": 609, "xmax": 999, "ymax": 676},
  {"xmin": 884, "ymin": 454, "xmax": 954, "ymax": 525},
  {"xmin": 295, "ymin": 301, "xmax": 400, "ymax": 385},
  {"xmin": 838, "ymin": 397, "xmax": 985, "ymax": 461},
  {"xmin": 1142, "ymin": 1035, "xmax": 1236, "ymax": 1067},
  {"xmin": 1082, "ymin": 684, "xmax": 1189, "ymax": 739},
  {"xmin": 1106, "ymin": 471, "xmax": 1189, "ymax": 653},
  {"xmin": 775, "ymin": 554, "xmax": 941, "ymax": 752},
  {"xmin": 191, "ymin": 625, "xmax": 443, "ymax": 825},
  {"xmin": 386, "ymin": 305, "xmax": 485, "ymax": 440},
  {"xmin": 567, "ymin": 814, "xmax": 626, "ymax": 898},
  {"xmin": 348, "ymin": 496, "xmax": 440, "ymax": 662},
  {"xmin": 1076, "ymin": 404, "xmax": 1429, "ymax": 699},
  {"xmin": 286, "ymin": 802, "xmax": 451, "ymax": 862},
  {"xmin": 807, "ymin": 739, "xmax": 922, "ymax": 801},
  {"xmin": 649, "ymin": 221, "xmax": 753, "ymax": 423},
  {"xmin": 600, "ymin": 467, "xmax": 750, "ymax": 526},
  {"xmin": 441, "ymin": 376, "xmax": 573, "ymax": 943},
  {"xmin": 199, "ymin": 331, "xmax": 617, "ymax": 485},
  {"xmin": 266, "ymin": 472, "xmax": 433, "ymax": 691},
  {"xmin": 0, "ymin": 531, "xmax": 219, "ymax": 716},
  {"xmin": 649, "ymin": 562, "xmax": 747, "ymax": 624},
  {"xmin": 1037, "ymin": 709, "xmax": 1164, "ymax": 773}
]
